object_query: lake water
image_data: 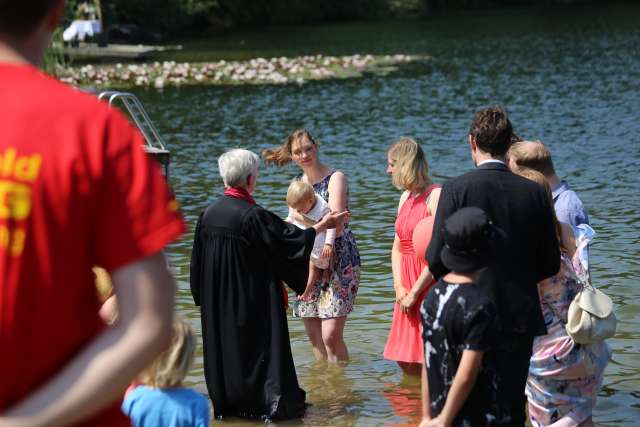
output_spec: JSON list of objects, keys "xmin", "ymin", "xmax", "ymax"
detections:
[{"xmin": 131, "ymin": 4, "xmax": 639, "ymax": 425}]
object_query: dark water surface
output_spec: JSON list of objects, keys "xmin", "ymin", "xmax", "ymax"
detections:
[{"xmin": 133, "ymin": 4, "xmax": 639, "ymax": 425}]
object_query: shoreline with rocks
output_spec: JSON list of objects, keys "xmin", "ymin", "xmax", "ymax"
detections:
[{"xmin": 56, "ymin": 54, "xmax": 421, "ymax": 89}]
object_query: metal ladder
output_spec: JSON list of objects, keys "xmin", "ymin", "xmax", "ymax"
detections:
[{"xmin": 98, "ymin": 91, "xmax": 170, "ymax": 177}]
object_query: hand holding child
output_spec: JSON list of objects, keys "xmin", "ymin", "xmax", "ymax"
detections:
[
  {"xmin": 292, "ymin": 209, "xmax": 316, "ymax": 227},
  {"xmin": 298, "ymin": 284, "xmax": 316, "ymax": 302},
  {"xmin": 314, "ymin": 210, "xmax": 349, "ymax": 234}
]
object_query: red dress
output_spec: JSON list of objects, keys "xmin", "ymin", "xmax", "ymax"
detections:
[{"xmin": 383, "ymin": 185, "xmax": 439, "ymax": 364}]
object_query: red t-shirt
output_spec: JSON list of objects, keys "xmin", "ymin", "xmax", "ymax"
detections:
[{"xmin": 0, "ymin": 64, "xmax": 185, "ymax": 426}]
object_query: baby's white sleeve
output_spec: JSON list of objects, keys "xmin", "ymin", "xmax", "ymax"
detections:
[
  {"xmin": 318, "ymin": 198, "xmax": 335, "ymax": 244},
  {"xmin": 325, "ymin": 227, "xmax": 336, "ymax": 245}
]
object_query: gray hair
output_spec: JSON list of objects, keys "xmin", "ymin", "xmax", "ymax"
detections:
[{"xmin": 218, "ymin": 149, "xmax": 260, "ymax": 188}]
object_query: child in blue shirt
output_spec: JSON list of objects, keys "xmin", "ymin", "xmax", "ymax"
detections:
[{"xmin": 122, "ymin": 317, "xmax": 210, "ymax": 427}]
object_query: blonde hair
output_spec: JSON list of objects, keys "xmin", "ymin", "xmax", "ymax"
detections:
[
  {"xmin": 507, "ymin": 140, "xmax": 555, "ymax": 176},
  {"xmin": 94, "ymin": 267, "xmax": 118, "ymax": 325},
  {"xmin": 515, "ymin": 168, "xmax": 566, "ymax": 254},
  {"xmin": 286, "ymin": 180, "xmax": 315, "ymax": 208},
  {"xmin": 138, "ymin": 317, "xmax": 196, "ymax": 389},
  {"xmin": 387, "ymin": 137, "xmax": 431, "ymax": 193},
  {"xmin": 262, "ymin": 129, "xmax": 319, "ymax": 167},
  {"xmin": 93, "ymin": 267, "xmax": 113, "ymax": 301}
]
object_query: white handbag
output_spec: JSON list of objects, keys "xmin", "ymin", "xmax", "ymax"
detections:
[
  {"xmin": 566, "ymin": 282, "xmax": 617, "ymax": 344},
  {"xmin": 565, "ymin": 224, "xmax": 617, "ymax": 344}
]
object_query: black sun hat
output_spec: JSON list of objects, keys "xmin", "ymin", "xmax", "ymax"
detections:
[{"xmin": 440, "ymin": 206, "xmax": 505, "ymax": 273}]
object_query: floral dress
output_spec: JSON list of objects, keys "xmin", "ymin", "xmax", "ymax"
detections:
[
  {"xmin": 526, "ymin": 225, "xmax": 612, "ymax": 426},
  {"xmin": 292, "ymin": 172, "xmax": 361, "ymax": 318}
]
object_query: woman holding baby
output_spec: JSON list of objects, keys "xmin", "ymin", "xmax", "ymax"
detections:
[{"xmin": 263, "ymin": 129, "xmax": 361, "ymax": 363}]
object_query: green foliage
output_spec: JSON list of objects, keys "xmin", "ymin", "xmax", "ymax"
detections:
[
  {"xmin": 41, "ymin": 28, "xmax": 67, "ymax": 76},
  {"xmin": 213, "ymin": 0, "xmax": 390, "ymax": 26},
  {"xmin": 104, "ymin": 0, "xmax": 221, "ymax": 34},
  {"xmin": 96, "ymin": 0, "xmax": 393, "ymax": 35},
  {"xmin": 60, "ymin": 0, "xmax": 609, "ymax": 37},
  {"xmin": 63, "ymin": 0, "xmax": 83, "ymax": 26}
]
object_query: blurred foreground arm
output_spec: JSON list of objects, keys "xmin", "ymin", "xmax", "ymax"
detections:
[{"xmin": 0, "ymin": 252, "xmax": 175, "ymax": 427}]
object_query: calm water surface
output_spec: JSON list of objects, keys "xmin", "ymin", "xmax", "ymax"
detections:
[{"xmin": 132, "ymin": 4, "xmax": 639, "ymax": 425}]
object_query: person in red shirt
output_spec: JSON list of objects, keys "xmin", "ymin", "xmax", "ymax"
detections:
[{"xmin": 0, "ymin": 1, "xmax": 186, "ymax": 426}]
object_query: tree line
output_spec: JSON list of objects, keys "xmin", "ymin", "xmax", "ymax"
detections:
[{"xmin": 65, "ymin": 0, "xmax": 599, "ymax": 38}]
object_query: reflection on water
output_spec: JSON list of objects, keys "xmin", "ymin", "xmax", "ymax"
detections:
[
  {"xmin": 381, "ymin": 377, "xmax": 423, "ymax": 427},
  {"xmin": 301, "ymin": 363, "xmax": 361, "ymax": 426},
  {"xmin": 137, "ymin": 4, "xmax": 639, "ymax": 425}
]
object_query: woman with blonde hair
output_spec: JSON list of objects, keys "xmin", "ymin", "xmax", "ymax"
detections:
[
  {"xmin": 383, "ymin": 137, "xmax": 441, "ymax": 375},
  {"xmin": 263, "ymin": 129, "xmax": 361, "ymax": 363},
  {"xmin": 514, "ymin": 168, "xmax": 611, "ymax": 427}
]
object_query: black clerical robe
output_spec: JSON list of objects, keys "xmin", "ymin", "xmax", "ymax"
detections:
[{"xmin": 190, "ymin": 195, "xmax": 314, "ymax": 421}]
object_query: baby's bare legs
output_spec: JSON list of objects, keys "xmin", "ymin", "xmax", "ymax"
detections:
[
  {"xmin": 299, "ymin": 261, "xmax": 320, "ymax": 301},
  {"xmin": 300, "ymin": 263, "xmax": 326, "ymax": 360}
]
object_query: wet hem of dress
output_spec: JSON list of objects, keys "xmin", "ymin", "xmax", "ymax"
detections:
[
  {"xmin": 291, "ymin": 312, "xmax": 352, "ymax": 319},
  {"xmin": 382, "ymin": 355, "xmax": 424, "ymax": 364}
]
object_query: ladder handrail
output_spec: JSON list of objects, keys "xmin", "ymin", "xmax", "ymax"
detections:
[{"xmin": 98, "ymin": 91, "xmax": 167, "ymax": 151}]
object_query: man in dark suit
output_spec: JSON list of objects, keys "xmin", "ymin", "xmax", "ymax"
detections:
[{"xmin": 426, "ymin": 106, "xmax": 560, "ymax": 426}]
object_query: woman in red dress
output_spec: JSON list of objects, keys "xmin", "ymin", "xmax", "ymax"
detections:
[{"xmin": 383, "ymin": 138, "xmax": 441, "ymax": 375}]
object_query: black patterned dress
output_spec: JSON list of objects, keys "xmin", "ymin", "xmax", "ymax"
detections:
[
  {"xmin": 292, "ymin": 171, "xmax": 361, "ymax": 318},
  {"xmin": 420, "ymin": 279, "xmax": 503, "ymax": 426}
]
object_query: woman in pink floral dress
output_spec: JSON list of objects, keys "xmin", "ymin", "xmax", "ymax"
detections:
[{"xmin": 518, "ymin": 169, "xmax": 611, "ymax": 427}]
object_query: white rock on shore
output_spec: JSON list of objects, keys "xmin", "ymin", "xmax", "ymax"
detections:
[{"xmin": 56, "ymin": 54, "xmax": 418, "ymax": 89}]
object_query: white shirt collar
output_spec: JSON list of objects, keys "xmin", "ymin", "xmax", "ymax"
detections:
[{"xmin": 477, "ymin": 159, "xmax": 506, "ymax": 166}]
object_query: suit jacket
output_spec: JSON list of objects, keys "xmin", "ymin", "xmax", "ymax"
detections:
[{"xmin": 426, "ymin": 162, "xmax": 560, "ymax": 336}]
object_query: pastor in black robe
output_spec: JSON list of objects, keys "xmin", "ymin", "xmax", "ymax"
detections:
[{"xmin": 190, "ymin": 195, "xmax": 314, "ymax": 421}]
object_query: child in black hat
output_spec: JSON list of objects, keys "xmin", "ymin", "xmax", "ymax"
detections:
[{"xmin": 419, "ymin": 206, "xmax": 502, "ymax": 427}]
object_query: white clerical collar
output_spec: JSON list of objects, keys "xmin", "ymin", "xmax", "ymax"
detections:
[{"xmin": 477, "ymin": 159, "xmax": 506, "ymax": 166}]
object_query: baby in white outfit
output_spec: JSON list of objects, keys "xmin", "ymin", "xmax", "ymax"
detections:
[{"xmin": 286, "ymin": 180, "xmax": 335, "ymax": 301}]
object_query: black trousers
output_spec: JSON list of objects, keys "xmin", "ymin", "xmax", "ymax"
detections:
[{"xmin": 495, "ymin": 334, "xmax": 535, "ymax": 427}]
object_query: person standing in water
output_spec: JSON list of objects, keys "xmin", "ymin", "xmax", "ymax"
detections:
[
  {"xmin": 263, "ymin": 129, "xmax": 361, "ymax": 363},
  {"xmin": 190, "ymin": 149, "xmax": 347, "ymax": 420},
  {"xmin": 383, "ymin": 138, "xmax": 441, "ymax": 375}
]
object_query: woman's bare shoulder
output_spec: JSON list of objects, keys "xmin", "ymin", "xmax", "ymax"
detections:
[
  {"xmin": 425, "ymin": 186, "xmax": 441, "ymax": 214},
  {"xmin": 398, "ymin": 190, "xmax": 410, "ymax": 212},
  {"xmin": 425, "ymin": 186, "xmax": 442, "ymax": 202},
  {"xmin": 328, "ymin": 170, "xmax": 347, "ymax": 188},
  {"xmin": 328, "ymin": 169, "xmax": 346, "ymax": 182}
]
